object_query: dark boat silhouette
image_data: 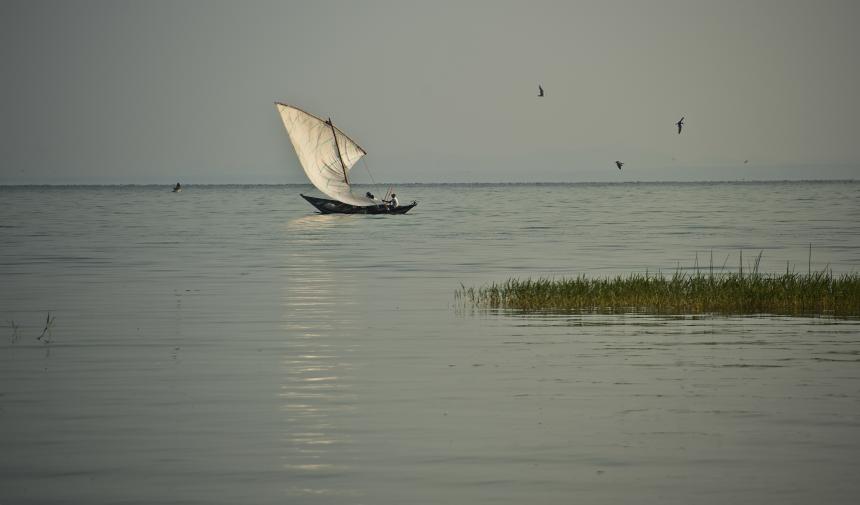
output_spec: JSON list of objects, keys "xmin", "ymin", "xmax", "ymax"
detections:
[{"xmin": 300, "ymin": 194, "xmax": 417, "ymax": 214}]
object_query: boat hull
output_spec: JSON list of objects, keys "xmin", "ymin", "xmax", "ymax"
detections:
[{"xmin": 301, "ymin": 194, "xmax": 417, "ymax": 214}]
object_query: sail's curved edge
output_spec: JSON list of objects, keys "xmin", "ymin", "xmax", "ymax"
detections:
[
  {"xmin": 275, "ymin": 102, "xmax": 375, "ymax": 207},
  {"xmin": 275, "ymin": 102, "xmax": 367, "ymax": 155}
]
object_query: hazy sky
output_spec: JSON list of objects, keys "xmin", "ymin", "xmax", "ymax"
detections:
[{"xmin": 2, "ymin": 0, "xmax": 859, "ymax": 184}]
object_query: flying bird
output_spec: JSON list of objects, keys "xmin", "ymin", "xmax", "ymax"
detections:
[
  {"xmin": 615, "ymin": 161, "xmax": 624, "ymax": 170},
  {"xmin": 676, "ymin": 116, "xmax": 685, "ymax": 134},
  {"xmin": 538, "ymin": 85, "xmax": 544, "ymax": 97}
]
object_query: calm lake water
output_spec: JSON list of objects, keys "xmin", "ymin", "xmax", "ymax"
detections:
[{"xmin": 1, "ymin": 182, "xmax": 859, "ymax": 504}]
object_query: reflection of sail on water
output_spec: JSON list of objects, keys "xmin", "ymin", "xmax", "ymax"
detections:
[
  {"xmin": 276, "ymin": 102, "xmax": 375, "ymax": 207},
  {"xmin": 279, "ymin": 231, "xmax": 360, "ymax": 496},
  {"xmin": 285, "ymin": 214, "xmax": 344, "ymax": 233}
]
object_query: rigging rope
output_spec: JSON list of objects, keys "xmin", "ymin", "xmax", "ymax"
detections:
[{"xmin": 361, "ymin": 158, "xmax": 384, "ymax": 199}]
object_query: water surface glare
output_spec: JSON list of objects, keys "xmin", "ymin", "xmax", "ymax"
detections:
[{"xmin": 1, "ymin": 182, "xmax": 859, "ymax": 504}]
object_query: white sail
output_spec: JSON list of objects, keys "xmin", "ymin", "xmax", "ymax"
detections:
[{"xmin": 276, "ymin": 103, "xmax": 375, "ymax": 207}]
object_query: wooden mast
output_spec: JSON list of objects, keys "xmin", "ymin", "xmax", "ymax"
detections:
[{"xmin": 327, "ymin": 117, "xmax": 350, "ymax": 185}]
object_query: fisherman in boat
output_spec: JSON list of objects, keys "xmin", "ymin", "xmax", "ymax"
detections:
[
  {"xmin": 173, "ymin": 182, "xmax": 181, "ymax": 192},
  {"xmin": 384, "ymin": 193, "xmax": 399, "ymax": 209},
  {"xmin": 366, "ymin": 191, "xmax": 383, "ymax": 208}
]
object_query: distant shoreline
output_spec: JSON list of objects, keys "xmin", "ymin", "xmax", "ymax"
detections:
[{"xmin": 1, "ymin": 179, "xmax": 857, "ymax": 188}]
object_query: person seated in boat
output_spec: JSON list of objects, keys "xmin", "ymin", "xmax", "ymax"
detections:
[
  {"xmin": 173, "ymin": 182, "xmax": 181, "ymax": 191},
  {"xmin": 366, "ymin": 191, "xmax": 382, "ymax": 207},
  {"xmin": 384, "ymin": 193, "xmax": 399, "ymax": 208}
]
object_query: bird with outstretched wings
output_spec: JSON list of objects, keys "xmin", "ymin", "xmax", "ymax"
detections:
[{"xmin": 676, "ymin": 116, "xmax": 685, "ymax": 134}]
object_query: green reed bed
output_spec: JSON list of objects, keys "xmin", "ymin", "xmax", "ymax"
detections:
[{"xmin": 456, "ymin": 271, "xmax": 860, "ymax": 317}]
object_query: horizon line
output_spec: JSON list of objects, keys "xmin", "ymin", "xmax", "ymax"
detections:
[{"xmin": 1, "ymin": 179, "xmax": 857, "ymax": 187}]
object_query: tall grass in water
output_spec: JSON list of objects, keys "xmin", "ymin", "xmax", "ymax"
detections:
[{"xmin": 457, "ymin": 269, "xmax": 860, "ymax": 317}]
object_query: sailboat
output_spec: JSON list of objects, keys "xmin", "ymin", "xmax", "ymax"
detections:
[{"xmin": 275, "ymin": 102, "xmax": 417, "ymax": 214}]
